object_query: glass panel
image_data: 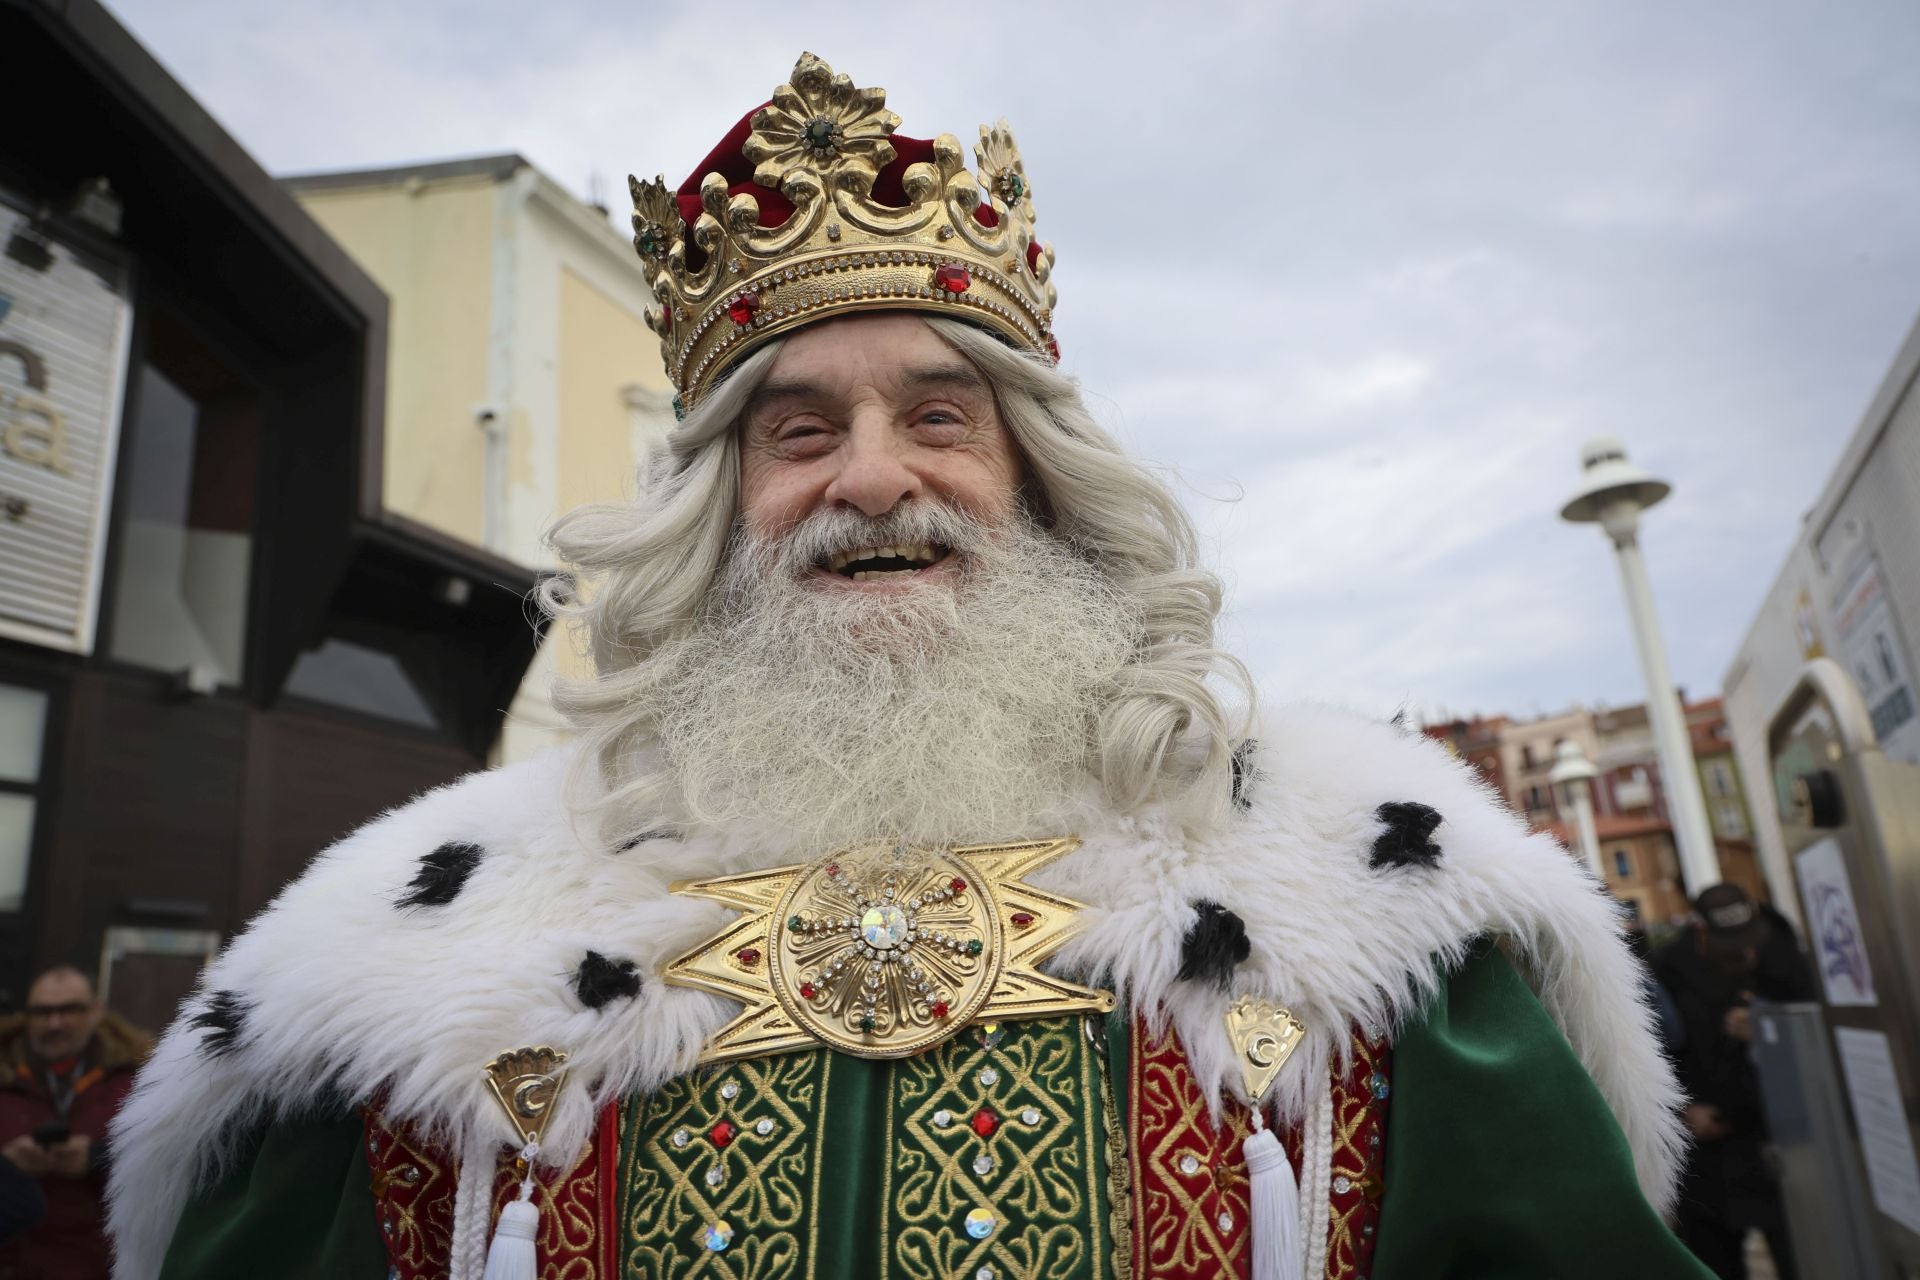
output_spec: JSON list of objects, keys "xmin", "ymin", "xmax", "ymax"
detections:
[
  {"xmin": 0, "ymin": 684, "xmax": 47, "ymax": 784},
  {"xmin": 0, "ymin": 793, "xmax": 33, "ymax": 911},
  {"xmin": 107, "ymin": 360, "xmax": 255, "ymax": 685},
  {"xmin": 285, "ymin": 638, "xmax": 440, "ymax": 730}
]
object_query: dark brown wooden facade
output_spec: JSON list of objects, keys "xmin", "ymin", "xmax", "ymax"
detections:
[{"xmin": 0, "ymin": 0, "xmax": 545, "ymax": 1033}]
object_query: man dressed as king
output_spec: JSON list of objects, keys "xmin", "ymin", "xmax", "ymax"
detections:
[{"xmin": 108, "ymin": 52, "xmax": 1712, "ymax": 1280}]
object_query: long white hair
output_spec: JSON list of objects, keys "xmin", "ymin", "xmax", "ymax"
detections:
[{"xmin": 541, "ymin": 315, "xmax": 1252, "ymax": 837}]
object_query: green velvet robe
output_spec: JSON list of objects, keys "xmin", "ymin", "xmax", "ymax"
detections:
[{"xmin": 160, "ymin": 944, "xmax": 1710, "ymax": 1279}]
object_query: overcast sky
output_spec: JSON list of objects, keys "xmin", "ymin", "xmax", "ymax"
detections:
[{"xmin": 104, "ymin": 0, "xmax": 1920, "ymax": 721}]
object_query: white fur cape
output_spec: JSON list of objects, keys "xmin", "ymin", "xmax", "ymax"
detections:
[{"xmin": 108, "ymin": 704, "xmax": 1685, "ymax": 1276}]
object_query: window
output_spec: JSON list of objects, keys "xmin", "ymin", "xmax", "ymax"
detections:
[
  {"xmin": 285, "ymin": 637, "xmax": 440, "ymax": 731},
  {"xmin": 1521, "ymin": 745, "xmax": 1536, "ymax": 770},
  {"xmin": 1612, "ymin": 847, "xmax": 1633, "ymax": 879},
  {"xmin": 106, "ymin": 313, "xmax": 259, "ymax": 686},
  {"xmin": 0, "ymin": 683, "xmax": 48, "ymax": 912}
]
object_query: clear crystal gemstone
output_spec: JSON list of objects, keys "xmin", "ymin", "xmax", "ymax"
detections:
[
  {"xmin": 755, "ymin": 1118, "xmax": 774, "ymax": 1136},
  {"xmin": 705, "ymin": 1166, "xmax": 725, "ymax": 1187},
  {"xmin": 672, "ymin": 1128, "xmax": 690, "ymax": 1148},
  {"xmin": 862, "ymin": 905, "xmax": 911, "ymax": 950},
  {"xmin": 1021, "ymin": 1108, "xmax": 1041, "ymax": 1125},
  {"xmin": 973, "ymin": 1153, "xmax": 994, "ymax": 1176},
  {"xmin": 933, "ymin": 1109, "xmax": 953, "ymax": 1128},
  {"xmin": 979, "ymin": 1067, "xmax": 999, "ymax": 1087},
  {"xmin": 1333, "ymin": 1174, "xmax": 1353, "ymax": 1194},
  {"xmin": 1179, "ymin": 1154, "xmax": 1200, "ymax": 1175},
  {"xmin": 1218, "ymin": 1211, "xmax": 1234, "ymax": 1232},
  {"xmin": 719, "ymin": 1080, "xmax": 739, "ymax": 1100}
]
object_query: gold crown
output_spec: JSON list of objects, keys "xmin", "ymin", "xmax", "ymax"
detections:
[{"xmin": 629, "ymin": 52, "xmax": 1059, "ymax": 408}]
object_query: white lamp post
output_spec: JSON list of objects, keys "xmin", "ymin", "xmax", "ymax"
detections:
[
  {"xmin": 1559, "ymin": 436, "xmax": 1720, "ymax": 896},
  {"xmin": 1547, "ymin": 740, "xmax": 1604, "ymax": 882}
]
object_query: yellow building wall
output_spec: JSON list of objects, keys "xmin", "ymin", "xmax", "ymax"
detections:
[
  {"xmin": 295, "ymin": 180, "xmax": 494, "ymax": 546},
  {"xmin": 551, "ymin": 267, "xmax": 656, "ymax": 682}
]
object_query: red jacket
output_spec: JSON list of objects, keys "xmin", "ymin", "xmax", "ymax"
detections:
[{"xmin": 0, "ymin": 1014, "xmax": 149, "ymax": 1280}]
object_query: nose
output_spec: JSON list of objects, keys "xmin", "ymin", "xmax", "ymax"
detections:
[{"xmin": 822, "ymin": 418, "xmax": 920, "ymax": 517}]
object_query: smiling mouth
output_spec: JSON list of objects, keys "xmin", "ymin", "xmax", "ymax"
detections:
[{"xmin": 818, "ymin": 542, "xmax": 952, "ymax": 581}]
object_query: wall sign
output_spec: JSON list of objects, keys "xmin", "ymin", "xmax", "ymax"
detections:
[{"xmin": 0, "ymin": 195, "xmax": 132, "ymax": 653}]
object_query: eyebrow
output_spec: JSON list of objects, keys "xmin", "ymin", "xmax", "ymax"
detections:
[{"xmin": 743, "ymin": 362, "xmax": 990, "ymax": 423}]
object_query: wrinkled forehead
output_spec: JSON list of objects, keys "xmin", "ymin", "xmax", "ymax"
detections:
[
  {"xmin": 28, "ymin": 970, "xmax": 94, "ymax": 1006},
  {"xmin": 744, "ymin": 314, "xmax": 992, "ymax": 418}
]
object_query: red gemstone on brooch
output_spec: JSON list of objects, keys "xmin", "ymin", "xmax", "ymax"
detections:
[
  {"xmin": 1046, "ymin": 335, "xmax": 1061, "ymax": 363},
  {"xmin": 736, "ymin": 947, "xmax": 761, "ymax": 966},
  {"xmin": 950, "ymin": 877, "xmax": 968, "ymax": 894},
  {"xmin": 799, "ymin": 981, "xmax": 818, "ymax": 1000},
  {"xmin": 970, "ymin": 1108, "xmax": 999, "ymax": 1138},
  {"xmin": 1010, "ymin": 911, "xmax": 1035, "ymax": 928},
  {"xmin": 710, "ymin": 1121, "xmax": 735, "ymax": 1147},
  {"xmin": 934, "ymin": 264, "xmax": 971, "ymax": 294},
  {"xmin": 931, "ymin": 1000, "xmax": 950, "ymax": 1019},
  {"xmin": 825, "ymin": 862, "xmax": 841, "ymax": 878},
  {"xmin": 727, "ymin": 292, "xmax": 761, "ymax": 325}
]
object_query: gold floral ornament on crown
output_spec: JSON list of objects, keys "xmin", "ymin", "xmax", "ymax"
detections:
[
  {"xmin": 628, "ymin": 51, "xmax": 1060, "ymax": 410},
  {"xmin": 664, "ymin": 837, "xmax": 1113, "ymax": 1063}
]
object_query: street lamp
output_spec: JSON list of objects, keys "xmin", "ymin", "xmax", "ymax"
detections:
[
  {"xmin": 1560, "ymin": 436, "xmax": 1720, "ymax": 895},
  {"xmin": 1547, "ymin": 740, "xmax": 1603, "ymax": 882}
]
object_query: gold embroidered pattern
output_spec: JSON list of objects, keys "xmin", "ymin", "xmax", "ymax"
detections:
[
  {"xmin": 487, "ymin": 1136, "xmax": 602, "ymax": 1280},
  {"xmin": 363, "ymin": 1108, "xmax": 456, "ymax": 1276},
  {"xmin": 617, "ymin": 1052, "xmax": 824, "ymax": 1278},
  {"xmin": 1127, "ymin": 1016, "xmax": 1256, "ymax": 1277},
  {"xmin": 888, "ymin": 1017, "xmax": 1113, "ymax": 1280},
  {"xmin": 1323, "ymin": 1029, "xmax": 1392, "ymax": 1280}
]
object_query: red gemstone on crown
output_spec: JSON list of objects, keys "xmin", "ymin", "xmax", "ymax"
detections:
[
  {"xmin": 1046, "ymin": 335, "xmax": 1061, "ymax": 363},
  {"xmin": 934, "ymin": 264, "xmax": 971, "ymax": 294},
  {"xmin": 970, "ymin": 1108, "xmax": 999, "ymax": 1138},
  {"xmin": 710, "ymin": 1121, "xmax": 735, "ymax": 1147},
  {"xmin": 1011, "ymin": 911, "xmax": 1035, "ymax": 928},
  {"xmin": 950, "ymin": 877, "xmax": 967, "ymax": 894},
  {"xmin": 931, "ymin": 1000, "xmax": 950, "ymax": 1019},
  {"xmin": 799, "ymin": 981, "xmax": 818, "ymax": 999},
  {"xmin": 736, "ymin": 947, "xmax": 761, "ymax": 966},
  {"xmin": 826, "ymin": 862, "xmax": 841, "ymax": 877},
  {"xmin": 728, "ymin": 293, "xmax": 761, "ymax": 325}
]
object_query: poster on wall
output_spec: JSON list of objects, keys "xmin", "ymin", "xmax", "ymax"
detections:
[
  {"xmin": 0, "ymin": 194, "xmax": 132, "ymax": 654},
  {"xmin": 1828, "ymin": 548, "xmax": 1920, "ymax": 766},
  {"xmin": 1795, "ymin": 837, "xmax": 1876, "ymax": 1007}
]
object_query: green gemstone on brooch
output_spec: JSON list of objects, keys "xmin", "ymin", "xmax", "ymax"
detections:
[
  {"xmin": 966, "ymin": 939, "xmax": 983, "ymax": 957},
  {"xmin": 788, "ymin": 915, "xmax": 803, "ymax": 931},
  {"xmin": 805, "ymin": 117, "xmax": 837, "ymax": 150},
  {"xmin": 859, "ymin": 1015, "xmax": 876, "ymax": 1033},
  {"xmin": 1004, "ymin": 173, "xmax": 1025, "ymax": 200},
  {"xmin": 671, "ymin": 395, "xmax": 685, "ymax": 422}
]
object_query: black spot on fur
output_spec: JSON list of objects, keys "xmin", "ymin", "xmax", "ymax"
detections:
[
  {"xmin": 1230, "ymin": 739, "xmax": 1258, "ymax": 811},
  {"xmin": 574, "ymin": 951, "xmax": 642, "ymax": 1009},
  {"xmin": 189, "ymin": 989, "xmax": 251, "ymax": 1058},
  {"xmin": 1370, "ymin": 801, "xmax": 1444, "ymax": 870},
  {"xmin": 1177, "ymin": 900, "xmax": 1251, "ymax": 989},
  {"xmin": 397, "ymin": 841, "xmax": 485, "ymax": 908},
  {"xmin": 613, "ymin": 829, "xmax": 678, "ymax": 854}
]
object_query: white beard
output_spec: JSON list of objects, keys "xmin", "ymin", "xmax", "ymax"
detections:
[{"xmin": 643, "ymin": 503, "xmax": 1143, "ymax": 855}]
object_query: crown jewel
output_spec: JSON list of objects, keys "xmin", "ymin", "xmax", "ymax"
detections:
[{"xmin": 630, "ymin": 52, "xmax": 1059, "ymax": 408}]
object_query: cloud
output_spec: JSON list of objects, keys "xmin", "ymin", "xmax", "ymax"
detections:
[{"xmin": 100, "ymin": 0, "xmax": 1920, "ymax": 722}]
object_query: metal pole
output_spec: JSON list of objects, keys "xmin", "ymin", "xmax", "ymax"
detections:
[
  {"xmin": 1599, "ymin": 501, "xmax": 1721, "ymax": 894},
  {"xmin": 1568, "ymin": 779, "xmax": 1603, "ymax": 882}
]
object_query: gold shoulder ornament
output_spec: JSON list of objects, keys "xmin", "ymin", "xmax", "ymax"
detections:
[{"xmin": 663, "ymin": 836, "xmax": 1113, "ymax": 1064}]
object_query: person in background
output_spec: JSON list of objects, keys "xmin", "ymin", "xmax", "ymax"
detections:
[
  {"xmin": 0, "ymin": 966, "xmax": 150, "ymax": 1280},
  {"xmin": 1652, "ymin": 884, "xmax": 1815, "ymax": 1280}
]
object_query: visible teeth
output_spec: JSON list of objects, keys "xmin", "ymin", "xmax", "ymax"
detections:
[{"xmin": 825, "ymin": 542, "xmax": 945, "ymax": 574}]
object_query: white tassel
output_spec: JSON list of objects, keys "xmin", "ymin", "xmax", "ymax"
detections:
[
  {"xmin": 482, "ymin": 1140, "xmax": 541, "ymax": 1280},
  {"xmin": 1244, "ymin": 1106, "xmax": 1304, "ymax": 1280}
]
